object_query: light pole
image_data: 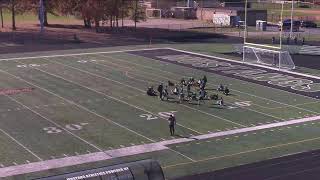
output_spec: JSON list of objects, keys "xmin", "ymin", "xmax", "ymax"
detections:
[{"xmin": 290, "ymin": 0, "xmax": 294, "ymax": 39}]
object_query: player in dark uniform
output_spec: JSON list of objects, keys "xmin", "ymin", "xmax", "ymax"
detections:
[
  {"xmin": 157, "ymin": 83, "xmax": 164, "ymax": 100},
  {"xmin": 203, "ymin": 75, "xmax": 207, "ymax": 88},
  {"xmin": 168, "ymin": 114, "xmax": 176, "ymax": 136},
  {"xmin": 224, "ymin": 87, "xmax": 230, "ymax": 96}
]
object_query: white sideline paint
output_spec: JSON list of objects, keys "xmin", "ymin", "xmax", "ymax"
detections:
[
  {"xmin": 1, "ymin": 115, "xmax": 320, "ymax": 177},
  {"xmin": 0, "ymin": 48, "xmax": 166, "ymax": 61},
  {"xmin": 0, "ymin": 47, "xmax": 319, "ymax": 80}
]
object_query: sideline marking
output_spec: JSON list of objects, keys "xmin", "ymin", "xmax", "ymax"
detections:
[
  {"xmin": 1, "ymin": 115, "xmax": 320, "ymax": 177},
  {"xmin": 34, "ymin": 67, "xmax": 202, "ymax": 135},
  {"xmin": 0, "ymin": 48, "xmax": 166, "ymax": 61},
  {"xmin": 94, "ymin": 55, "xmax": 285, "ymax": 122},
  {"xmin": 0, "ymin": 47, "xmax": 319, "ymax": 80},
  {"xmin": 5, "ymin": 95, "xmax": 103, "ymax": 152},
  {"xmin": 0, "ymin": 69, "xmax": 155, "ymax": 143},
  {"xmin": 0, "ymin": 129, "xmax": 43, "ymax": 161}
]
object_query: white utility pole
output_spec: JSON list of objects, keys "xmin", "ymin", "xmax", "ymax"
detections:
[{"xmin": 290, "ymin": 0, "xmax": 294, "ymax": 39}]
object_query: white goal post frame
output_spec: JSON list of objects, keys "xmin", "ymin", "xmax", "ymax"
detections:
[
  {"xmin": 242, "ymin": 45, "xmax": 295, "ymax": 70},
  {"xmin": 243, "ymin": 0, "xmax": 285, "ymax": 50},
  {"xmin": 146, "ymin": 8, "xmax": 162, "ymax": 19}
]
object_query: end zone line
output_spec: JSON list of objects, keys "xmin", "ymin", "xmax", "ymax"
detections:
[
  {"xmin": 115, "ymin": 53, "xmax": 319, "ymax": 114},
  {"xmin": 166, "ymin": 48, "xmax": 320, "ymax": 81},
  {"xmin": 1, "ymin": 115, "xmax": 320, "ymax": 177}
]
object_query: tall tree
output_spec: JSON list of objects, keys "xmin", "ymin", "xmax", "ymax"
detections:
[
  {"xmin": 130, "ymin": 0, "xmax": 146, "ymax": 30},
  {"xmin": 0, "ymin": 2, "xmax": 3, "ymax": 28},
  {"xmin": 11, "ymin": 0, "xmax": 16, "ymax": 30}
]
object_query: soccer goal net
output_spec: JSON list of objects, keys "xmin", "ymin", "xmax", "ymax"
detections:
[
  {"xmin": 146, "ymin": 8, "xmax": 162, "ymax": 19},
  {"xmin": 242, "ymin": 46, "xmax": 295, "ymax": 70}
]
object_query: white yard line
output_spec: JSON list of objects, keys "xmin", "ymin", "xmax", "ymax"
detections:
[
  {"xmin": 5, "ymin": 95, "xmax": 104, "ymax": 152},
  {"xmin": 1, "ymin": 115, "xmax": 320, "ymax": 177},
  {"xmin": 102, "ymin": 53, "xmax": 320, "ymax": 114},
  {"xmin": 49, "ymin": 58, "xmax": 145, "ymax": 93},
  {"xmin": 0, "ymin": 69, "xmax": 155, "ymax": 143},
  {"xmin": 33, "ymin": 67, "xmax": 202, "ymax": 135},
  {"xmin": 179, "ymin": 104, "xmax": 247, "ymax": 128},
  {"xmin": 0, "ymin": 129, "xmax": 43, "ymax": 161},
  {"xmin": 93, "ymin": 56, "xmax": 286, "ymax": 122},
  {"xmin": 47, "ymin": 58, "xmax": 248, "ymax": 128}
]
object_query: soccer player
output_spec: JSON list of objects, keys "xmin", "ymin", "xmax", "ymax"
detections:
[
  {"xmin": 224, "ymin": 87, "xmax": 230, "ymax": 96},
  {"xmin": 168, "ymin": 114, "xmax": 176, "ymax": 136},
  {"xmin": 157, "ymin": 83, "xmax": 164, "ymax": 100},
  {"xmin": 179, "ymin": 85, "xmax": 185, "ymax": 103},
  {"xmin": 218, "ymin": 84, "xmax": 224, "ymax": 92},
  {"xmin": 163, "ymin": 85, "xmax": 169, "ymax": 101},
  {"xmin": 187, "ymin": 83, "xmax": 192, "ymax": 97},
  {"xmin": 219, "ymin": 97, "xmax": 224, "ymax": 106},
  {"xmin": 198, "ymin": 89, "xmax": 206, "ymax": 105},
  {"xmin": 147, "ymin": 86, "xmax": 157, "ymax": 96},
  {"xmin": 203, "ymin": 75, "xmax": 207, "ymax": 87}
]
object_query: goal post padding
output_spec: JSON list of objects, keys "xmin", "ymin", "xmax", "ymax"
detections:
[{"xmin": 243, "ymin": 46, "xmax": 295, "ymax": 70}]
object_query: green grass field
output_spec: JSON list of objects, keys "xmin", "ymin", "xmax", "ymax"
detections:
[{"xmin": 0, "ymin": 47, "xmax": 320, "ymax": 179}]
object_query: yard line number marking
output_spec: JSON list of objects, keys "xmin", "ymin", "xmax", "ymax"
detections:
[
  {"xmin": 77, "ymin": 59, "xmax": 105, "ymax": 63},
  {"xmin": 140, "ymin": 111, "xmax": 177, "ymax": 121},
  {"xmin": 17, "ymin": 64, "xmax": 47, "ymax": 68},
  {"xmin": 228, "ymin": 101, "xmax": 252, "ymax": 109},
  {"xmin": 43, "ymin": 123, "xmax": 89, "ymax": 134}
]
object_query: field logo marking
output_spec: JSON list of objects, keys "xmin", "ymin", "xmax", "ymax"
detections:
[{"xmin": 156, "ymin": 54, "xmax": 320, "ymax": 93}]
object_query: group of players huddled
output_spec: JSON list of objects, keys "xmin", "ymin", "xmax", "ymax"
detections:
[{"xmin": 147, "ymin": 75, "xmax": 231, "ymax": 106}]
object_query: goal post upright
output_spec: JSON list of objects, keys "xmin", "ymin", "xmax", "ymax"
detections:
[
  {"xmin": 243, "ymin": 0, "xmax": 285, "ymax": 50},
  {"xmin": 241, "ymin": 0, "xmax": 294, "ymax": 70}
]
